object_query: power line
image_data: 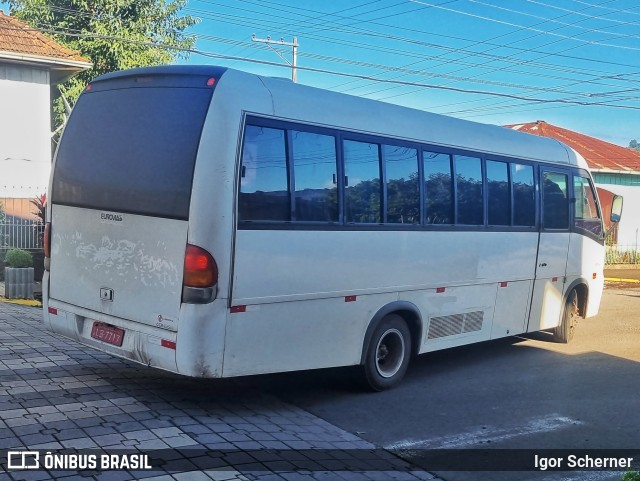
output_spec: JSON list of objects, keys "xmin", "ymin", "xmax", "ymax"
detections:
[
  {"xmin": 6, "ymin": 1, "xmax": 640, "ymax": 122},
  {"xmin": 409, "ymin": 0, "xmax": 640, "ymax": 51},
  {"xmin": 367, "ymin": 0, "xmax": 638, "ymax": 111},
  {"xmin": 187, "ymin": 6, "xmax": 640, "ymax": 85},
  {"xmin": 524, "ymin": 0, "xmax": 640, "ymax": 28},
  {"xmin": 191, "ymin": 0, "xmax": 640, "ymax": 70},
  {"xmin": 568, "ymin": 0, "xmax": 640, "ymax": 18},
  {"xmin": 465, "ymin": 0, "xmax": 640, "ymax": 40},
  {"xmin": 3, "ymin": 21, "xmax": 639, "ymax": 110},
  {"xmin": 341, "ymin": 0, "xmax": 630, "ymax": 102}
]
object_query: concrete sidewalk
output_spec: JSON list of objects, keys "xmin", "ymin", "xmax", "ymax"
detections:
[{"xmin": 0, "ymin": 302, "xmax": 440, "ymax": 481}]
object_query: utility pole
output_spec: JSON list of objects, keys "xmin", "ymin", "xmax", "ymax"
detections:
[{"xmin": 251, "ymin": 34, "xmax": 299, "ymax": 82}]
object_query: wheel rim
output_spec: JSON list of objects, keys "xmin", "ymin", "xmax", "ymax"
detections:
[{"xmin": 375, "ymin": 328, "xmax": 405, "ymax": 378}]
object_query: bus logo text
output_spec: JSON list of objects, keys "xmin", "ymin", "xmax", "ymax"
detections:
[{"xmin": 100, "ymin": 212, "xmax": 123, "ymax": 222}]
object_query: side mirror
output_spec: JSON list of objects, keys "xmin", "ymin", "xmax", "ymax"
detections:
[{"xmin": 610, "ymin": 195, "xmax": 623, "ymax": 223}]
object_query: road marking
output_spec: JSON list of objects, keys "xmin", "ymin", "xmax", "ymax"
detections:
[
  {"xmin": 385, "ymin": 414, "xmax": 583, "ymax": 450},
  {"xmin": 605, "ymin": 277, "xmax": 640, "ymax": 283}
]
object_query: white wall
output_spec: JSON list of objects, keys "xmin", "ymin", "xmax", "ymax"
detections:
[
  {"xmin": 597, "ymin": 183, "xmax": 640, "ymax": 249},
  {"xmin": 0, "ymin": 64, "xmax": 51, "ymax": 198}
]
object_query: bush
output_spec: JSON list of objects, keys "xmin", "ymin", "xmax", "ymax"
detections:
[{"xmin": 4, "ymin": 248, "xmax": 33, "ymax": 268}]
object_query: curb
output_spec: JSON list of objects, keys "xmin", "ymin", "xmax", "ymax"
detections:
[
  {"xmin": 605, "ymin": 277, "xmax": 640, "ymax": 284},
  {"xmin": 0, "ymin": 297, "xmax": 42, "ymax": 307}
]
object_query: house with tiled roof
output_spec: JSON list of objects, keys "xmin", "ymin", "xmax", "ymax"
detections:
[
  {"xmin": 0, "ymin": 11, "xmax": 91, "ymax": 247},
  {"xmin": 506, "ymin": 120, "xmax": 640, "ymax": 249}
]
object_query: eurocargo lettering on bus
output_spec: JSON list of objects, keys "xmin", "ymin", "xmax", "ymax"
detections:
[{"xmin": 42, "ymin": 66, "xmax": 622, "ymax": 390}]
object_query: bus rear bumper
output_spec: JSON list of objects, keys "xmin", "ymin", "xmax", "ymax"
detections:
[
  {"xmin": 42, "ymin": 273, "xmax": 227, "ymax": 378},
  {"xmin": 42, "ymin": 274, "xmax": 178, "ymax": 374},
  {"xmin": 44, "ymin": 306, "xmax": 180, "ymax": 374}
]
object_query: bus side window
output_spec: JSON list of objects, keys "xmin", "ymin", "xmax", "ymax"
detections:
[
  {"xmin": 574, "ymin": 176, "xmax": 602, "ymax": 236},
  {"xmin": 486, "ymin": 160, "xmax": 510, "ymax": 226},
  {"xmin": 239, "ymin": 125, "xmax": 290, "ymax": 221},
  {"xmin": 291, "ymin": 131, "xmax": 338, "ymax": 222},
  {"xmin": 383, "ymin": 145, "xmax": 419, "ymax": 224},
  {"xmin": 455, "ymin": 155, "xmax": 483, "ymax": 225},
  {"xmin": 542, "ymin": 171, "xmax": 569, "ymax": 230},
  {"xmin": 344, "ymin": 140, "xmax": 382, "ymax": 223},
  {"xmin": 511, "ymin": 163, "xmax": 535, "ymax": 226},
  {"xmin": 424, "ymin": 151, "xmax": 453, "ymax": 225}
]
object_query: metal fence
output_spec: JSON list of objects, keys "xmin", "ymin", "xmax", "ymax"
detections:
[
  {"xmin": 0, "ymin": 197, "xmax": 44, "ymax": 251},
  {"xmin": 0, "ymin": 217, "xmax": 43, "ymax": 250},
  {"xmin": 606, "ymin": 245, "xmax": 640, "ymax": 265}
]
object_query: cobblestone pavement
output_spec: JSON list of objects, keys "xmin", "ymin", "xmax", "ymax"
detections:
[{"xmin": 0, "ymin": 302, "xmax": 442, "ymax": 481}]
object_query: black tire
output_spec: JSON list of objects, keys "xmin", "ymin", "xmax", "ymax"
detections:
[
  {"xmin": 553, "ymin": 289, "xmax": 579, "ymax": 343},
  {"xmin": 361, "ymin": 314, "xmax": 412, "ymax": 391}
]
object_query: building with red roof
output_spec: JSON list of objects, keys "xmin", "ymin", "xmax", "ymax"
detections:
[
  {"xmin": 506, "ymin": 120, "xmax": 639, "ymax": 250},
  {"xmin": 1, "ymin": 11, "xmax": 91, "ymax": 248},
  {"xmin": 0, "ymin": 11, "xmax": 91, "ymax": 84}
]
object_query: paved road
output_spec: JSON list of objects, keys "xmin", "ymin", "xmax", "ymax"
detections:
[
  {"xmin": 1, "ymin": 287, "xmax": 638, "ymax": 481},
  {"xmin": 249, "ymin": 287, "xmax": 640, "ymax": 481},
  {"xmin": 0, "ymin": 303, "xmax": 437, "ymax": 481}
]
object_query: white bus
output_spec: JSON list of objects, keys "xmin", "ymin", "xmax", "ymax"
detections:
[{"xmin": 42, "ymin": 66, "xmax": 620, "ymax": 390}]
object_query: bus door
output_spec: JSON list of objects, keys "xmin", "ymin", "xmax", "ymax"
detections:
[
  {"xmin": 565, "ymin": 173, "xmax": 605, "ymax": 317},
  {"xmin": 527, "ymin": 169, "xmax": 571, "ymax": 332}
]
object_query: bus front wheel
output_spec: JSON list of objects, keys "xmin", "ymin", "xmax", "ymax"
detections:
[
  {"xmin": 361, "ymin": 314, "xmax": 411, "ymax": 391},
  {"xmin": 553, "ymin": 289, "xmax": 579, "ymax": 343}
]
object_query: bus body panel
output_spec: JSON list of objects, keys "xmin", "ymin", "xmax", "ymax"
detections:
[
  {"xmin": 175, "ymin": 300, "xmax": 229, "ymax": 377},
  {"xmin": 527, "ymin": 232, "xmax": 571, "ymax": 332},
  {"xmin": 490, "ymin": 280, "xmax": 533, "ymax": 339},
  {"xmin": 231, "ymin": 230, "xmax": 538, "ymax": 365},
  {"xmin": 187, "ymin": 70, "xmax": 275, "ymax": 302},
  {"xmin": 222, "ymin": 293, "xmax": 397, "ymax": 377},
  {"xmin": 565, "ymin": 234, "xmax": 605, "ymax": 318},
  {"xmin": 49, "ymin": 205, "xmax": 187, "ymax": 329},
  {"xmin": 232, "ymin": 230, "xmax": 537, "ymax": 305}
]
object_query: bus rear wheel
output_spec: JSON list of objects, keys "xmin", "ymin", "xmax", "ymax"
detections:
[
  {"xmin": 361, "ymin": 314, "xmax": 411, "ymax": 391},
  {"xmin": 553, "ymin": 289, "xmax": 579, "ymax": 343}
]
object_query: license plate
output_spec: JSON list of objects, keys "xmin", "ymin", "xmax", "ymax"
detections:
[{"xmin": 91, "ymin": 322, "xmax": 125, "ymax": 347}]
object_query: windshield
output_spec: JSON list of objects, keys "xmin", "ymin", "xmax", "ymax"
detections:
[{"xmin": 52, "ymin": 85, "xmax": 213, "ymax": 220}]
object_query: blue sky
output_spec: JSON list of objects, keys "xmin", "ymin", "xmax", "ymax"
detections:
[{"xmin": 3, "ymin": 0, "xmax": 638, "ymax": 146}]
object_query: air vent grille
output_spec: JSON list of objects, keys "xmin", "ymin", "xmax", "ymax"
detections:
[{"xmin": 428, "ymin": 311, "xmax": 484, "ymax": 339}]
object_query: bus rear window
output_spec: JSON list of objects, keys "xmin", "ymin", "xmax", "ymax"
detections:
[{"xmin": 52, "ymin": 86, "xmax": 213, "ymax": 220}]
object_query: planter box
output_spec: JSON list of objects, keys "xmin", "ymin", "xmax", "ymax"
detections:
[{"xmin": 4, "ymin": 267, "xmax": 34, "ymax": 299}]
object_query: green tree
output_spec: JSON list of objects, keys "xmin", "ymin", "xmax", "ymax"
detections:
[
  {"xmin": 9, "ymin": 0, "xmax": 198, "ymax": 143},
  {"xmin": 629, "ymin": 140, "xmax": 640, "ymax": 151}
]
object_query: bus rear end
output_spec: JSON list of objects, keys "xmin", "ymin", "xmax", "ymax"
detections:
[{"xmin": 43, "ymin": 66, "xmax": 226, "ymax": 376}]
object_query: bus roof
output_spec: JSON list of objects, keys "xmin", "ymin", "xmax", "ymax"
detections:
[
  {"xmin": 92, "ymin": 65, "xmax": 228, "ymax": 83},
  {"xmin": 90, "ymin": 65, "xmax": 580, "ymax": 167}
]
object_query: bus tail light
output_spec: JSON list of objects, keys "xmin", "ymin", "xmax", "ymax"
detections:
[
  {"xmin": 44, "ymin": 222, "xmax": 51, "ymax": 271},
  {"xmin": 182, "ymin": 244, "xmax": 218, "ymax": 304}
]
